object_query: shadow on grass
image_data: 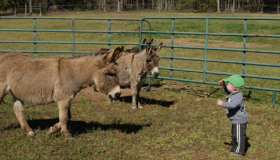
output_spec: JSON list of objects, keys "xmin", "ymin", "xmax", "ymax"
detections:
[
  {"xmin": 31, "ymin": 119, "xmax": 150, "ymax": 134},
  {"xmin": 118, "ymin": 96, "xmax": 174, "ymax": 107},
  {"xmin": 4, "ymin": 119, "xmax": 151, "ymax": 136}
]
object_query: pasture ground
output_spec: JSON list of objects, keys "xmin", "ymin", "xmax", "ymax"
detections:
[
  {"xmin": 0, "ymin": 11, "xmax": 280, "ymax": 159},
  {"xmin": 0, "ymin": 83, "xmax": 279, "ymax": 159}
]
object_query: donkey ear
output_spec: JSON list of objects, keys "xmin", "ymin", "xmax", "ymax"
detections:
[
  {"xmin": 142, "ymin": 38, "xmax": 147, "ymax": 44},
  {"xmin": 150, "ymin": 39, "xmax": 153, "ymax": 44},
  {"xmin": 107, "ymin": 46, "xmax": 123, "ymax": 63},
  {"xmin": 155, "ymin": 42, "xmax": 163, "ymax": 52},
  {"xmin": 146, "ymin": 42, "xmax": 152, "ymax": 54}
]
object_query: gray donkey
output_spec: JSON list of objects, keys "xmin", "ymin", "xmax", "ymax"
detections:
[{"xmin": 97, "ymin": 40, "xmax": 162, "ymax": 109}]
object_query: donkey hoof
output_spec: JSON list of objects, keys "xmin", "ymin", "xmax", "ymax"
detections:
[
  {"xmin": 46, "ymin": 127, "xmax": 54, "ymax": 135},
  {"xmin": 67, "ymin": 137, "xmax": 74, "ymax": 141},
  {"xmin": 138, "ymin": 106, "xmax": 143, "ymax": 109},
  {"xmin": 132, "ymin": 106, "xmax": 137, "ymax": 110},
  {"xmin": 108, "ymin": 100, "xmax": 114, "ymax": 104},
  {"xmin": 27, "ymin": 131, "xmax": 35, "ymax": 136}
]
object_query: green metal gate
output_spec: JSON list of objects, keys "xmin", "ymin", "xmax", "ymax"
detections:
[
  {"xmin": 0, "ymin": 17, "xmax": 151, "ymax": 57},
  {"xmin": 139, "ymin": 17, "xmax": 280, "ymax": 108}
]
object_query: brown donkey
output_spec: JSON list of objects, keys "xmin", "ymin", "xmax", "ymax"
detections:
[
  {"xmin": 0, "ymin": 46, "xmax": 123, "ymax": 138},
  {"xmin": 97, "ymin": 40, "xmax": 162, "ymax": 109}
]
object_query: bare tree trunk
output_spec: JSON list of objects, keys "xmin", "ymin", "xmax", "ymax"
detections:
[
  {"xmin": 232, "ymin": 0, "xmax": 235, "ymax": 12},
  {"xmin": 143, "ymin": 0, "xmax": 144, "ymax": 10},
  {"xmin": 179, "ymin": 0, "xmax": 181, "ymax": 11},
  {"xmin": 217, "ymin": 0, "xmax": 220, "ymax": 12},
  {"xmin": 157, "ymin": 0, "xmax": 161, "ymax": 12},
  {"xmin": 104, "ymin": 0, "xmax": 106, "ymax": 12},
  {"xmin": 260, "ymin": 0, "xmax": 263, "ymax": 13},
  {"xmin": 28, "ymin": 0, "xmax": 32, "ymax": 15},
  {"xmin": 237, "ymin": 0, "xmax": 240, "ymax": 10},
  {"xmin": 225, "ymin": 0, "xmax": 227, "ymax": 11},
  {"xmin": 137, "ymin": 0, "xmax": 139, "ymax": 10},
  {"xmin": 152, "ymin": 0, "xmax": 154, "ymax": 10},
  {"xmin": 117, "ymin": 0, "xmax": 120, "ymax": 11}
]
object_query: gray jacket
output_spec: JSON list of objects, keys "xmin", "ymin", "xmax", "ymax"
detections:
[{"xmin": 222, "ymin": 89, "xmax": 248, "ymax": 124}]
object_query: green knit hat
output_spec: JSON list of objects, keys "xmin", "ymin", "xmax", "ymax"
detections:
[{"xmin": 222, "ymin": 75, "xmax": 244, "ymax": 88}]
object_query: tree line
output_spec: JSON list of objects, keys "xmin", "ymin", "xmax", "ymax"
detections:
[{"xmin": 1, "ymin": 0, "xmax": 279, "ymax": 14}]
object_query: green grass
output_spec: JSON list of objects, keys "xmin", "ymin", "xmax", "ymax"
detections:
[{"xmin": 0, "ymin": 11, "xmax": 280, "ymax": 159}]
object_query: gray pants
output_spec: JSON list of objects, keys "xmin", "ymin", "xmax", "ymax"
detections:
[{"xmin": 231, "ymin": 123, "xmax": 247, "ymax": 155}]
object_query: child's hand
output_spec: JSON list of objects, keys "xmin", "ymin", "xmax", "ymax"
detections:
[
  {"xmin": 217, "ymin": 99, "xmax": 223, "ymax": 106},
  {"xmin": 219, "ymin": 80, "xmax": 224, "ymax": 86}
]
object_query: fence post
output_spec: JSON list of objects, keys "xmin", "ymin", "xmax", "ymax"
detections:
[
  {"xmin": 170, "ymin": 19, "xmax": 175, "ymax": 78},
  {"xmin": 108, "ymin": 20, "xmax": 111, "ymax": 49},
  {"xmin": 33, "ymin": 18, "xmax": 37, "ymax": 57},
  {"xmin": 203, "ymin": 19, "xmax": 209, "ymax": 83},
  {"xmin": 72, "ymin": 19, "xmax": 75, "ymax": 57},
  {"xmin": 242, "ymin": 19, "xmax": 247, "ymax": 77}
]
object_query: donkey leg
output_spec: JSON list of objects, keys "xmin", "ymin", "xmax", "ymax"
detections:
[
  {"xmin": 13, "ymin": 100, "xmax": 34, "ymax": 136},
  {"xmin": 137, "ymin": 94, "xmax": 143, "ymax": 109},
  {"xmin": 57, "ymin": 100, "xmax": 72, "ymax": 138},
  {"xmin": 47, "ymin": 122, "xmax": 61, "ymax": 135},
  {"xmin": 0, "ymin": 83, "xmax": 7, "ymax": 105},
  {"xmin": 136, "ymin": 86, "xmax": 143, "ymax": 109},
  {"xmin": 47, "ymin": 102, "xmax": 72, "ymax": 135},
  {"xmin": 131, "ymin": 88, "xmax": 138, "ymax": 110}
]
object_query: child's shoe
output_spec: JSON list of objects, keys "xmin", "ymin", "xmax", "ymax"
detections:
[{"xmin": 230, "ymin": 152, "xmax": 244, "ymax": 156}]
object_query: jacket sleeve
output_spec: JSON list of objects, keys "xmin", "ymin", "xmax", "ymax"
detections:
[
  {"xmin": 222, "ymin": 95, "xmax": 242, "ymax": 109},
  {"xmin": 223, "ymin": 86, "xmax": 230, "ymax": 95}
]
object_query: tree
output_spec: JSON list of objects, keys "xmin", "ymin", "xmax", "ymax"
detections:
[
  {"xmin": 28, "ymin": 0, "xmax": 32, "ymax": 15},
  {"xmin": 117, "ymin": 0, "xmax": 120, "ymax": 11},
  {"xmin": 217, "ymin": 0, "xmax": 220, "ymax": 12}
]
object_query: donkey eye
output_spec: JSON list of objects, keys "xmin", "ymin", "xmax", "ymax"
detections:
[
  {"xmin": 146, "ymin": 60, "xmax": 151, "ymax": 63},
  {"xmin": 106, "ymin": 73, "xmax": 115, "ymax": 77}
]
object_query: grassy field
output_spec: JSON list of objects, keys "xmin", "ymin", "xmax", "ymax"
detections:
[{"xmin": 0, "ymin": 12, "xmax": 280, "ymax": 159}]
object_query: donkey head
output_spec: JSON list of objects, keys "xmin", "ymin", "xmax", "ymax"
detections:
[
  {"xmin": 145, "ymin": 42, "xmax": 162, "ymax": 78},
  {"xmin": 95, "ymin": 46, "xmax": 123, "ymax": 101}
]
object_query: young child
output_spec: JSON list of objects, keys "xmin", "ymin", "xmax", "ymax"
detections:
[{"xmin": 216, "ymin": 75, "xmax": 248, "ymax": 156}]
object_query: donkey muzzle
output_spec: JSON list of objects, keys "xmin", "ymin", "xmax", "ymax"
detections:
[
  {"xmin": 108, "ymin": 86, "xmax": 121, "ymax": 100},
  {"xmin": 151, "ymin": 67, "xmax": 159, "ymax": 78}
]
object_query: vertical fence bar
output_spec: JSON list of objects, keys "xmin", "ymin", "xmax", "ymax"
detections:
[
  {"xmin": 272, "ymin": 91, "xmax": 277, "ymax": 108},
  {"xmin": 242, "ymin": 19, "xmax": 247, "ymax": 76},
  {"xmin": 203, "ymin": 18, "xmax": 209, "ymax": 83},
  {"xmin": 108, "ymin": 20, "xmax": 111, "ymax": 49},
  {"xmin": 170, "ymin": 19, "xmax": 175, "ymax": 78},
  {"xmin": 139, "ymin": 19, "xmax": 143, "ymax": 52},
  {"xmin": 33, "ymin": 18, "xmax": 37, "ymax": 57},
  {"xmin": 139, "ymin": 18, "xmax": 150, "ymax": 91},
  {"xmin": 72, "ymin": 18, "xmax": 75, "ymax": 57}
]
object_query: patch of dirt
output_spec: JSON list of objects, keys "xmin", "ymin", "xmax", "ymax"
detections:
[
  {"xmin": 76, "ymin": 84, "xmax": 217, "ymax": 103},
  {"xmin": 160, "ymin": 84, "xmax": 216, "ymax": 98},
  {"xmin": 160, "ymin": 38, "xmax": 270, "ymax": 49}
]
